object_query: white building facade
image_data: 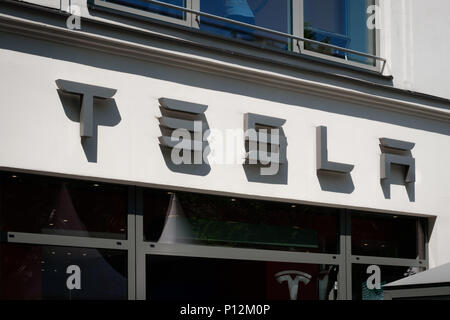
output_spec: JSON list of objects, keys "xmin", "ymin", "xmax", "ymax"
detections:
[{"xmin": 0, "ymin": 0, "xmax": 449, "ymax": 300}]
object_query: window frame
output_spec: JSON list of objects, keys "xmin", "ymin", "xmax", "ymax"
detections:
[
  {"xmin": 92, "ymin": 0, "xmax": 200, "ymax": 28},
  {"xmin": 295, "ymin": 0, "xmax": 382, "ymax": 72},
  {"xmin": 0, "ymin": 169, "xmax": 428, "ymax": 300},
  {"xmin": 0, "ymin": 169, "xmax": 136, "ymax": 300},
  {"xmin": 135, "ymin": 188, "xmax": 346, "ymax": 300},
  {"xmin": 91, "ymin": 0, "xmax": 382, "ymax": 72},
  {"xmin": 0, "ymin": 242, "xmax": 130, "ymax": 300},
  {"xmin": 343, "ymin": 212, "xmax": 428, "ymax": 300}
]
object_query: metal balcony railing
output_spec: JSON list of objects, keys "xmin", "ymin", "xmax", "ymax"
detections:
[{"xmin": 141, "ymin": 0, "xmax": 386, "ymax": 70}]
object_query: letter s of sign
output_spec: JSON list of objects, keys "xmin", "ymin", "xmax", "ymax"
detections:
[
  {"xmin": 366, "ymin": 265, "xmax": 381, "ymax": 290},
  {"xmin": 66, "ymin": 265, "xmax": 81, "ymax": 290}
]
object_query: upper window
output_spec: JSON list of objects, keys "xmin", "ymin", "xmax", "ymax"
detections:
[
  {"xmin": 93, "ymin": 0, "xmax": 380, "ymax": 68},
  {"xmin": 303, "ymin": 0, "xmax": 377, "ymax": 66},
  {"xmin": 94, "ymin": 0, "xmax": 197, "ymax": 27},
  {"xmin": 107, "ymin": 0, "xmax": 186, "ymax": 19},
  {"xmin": 198, "ymin": 0, "xmax": 293, "ymax": 52}
]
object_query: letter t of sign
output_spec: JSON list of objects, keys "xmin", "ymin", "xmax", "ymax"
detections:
[{"xmin": 56, "ymin": 79, "xmax": 117, "ymax": 137}]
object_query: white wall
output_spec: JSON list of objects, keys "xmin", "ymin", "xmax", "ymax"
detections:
[
  {"xmin": 0, "ymin": 31, "xmax": 449, "ymax": 267},
  {"xmin": 383, "ymin": 0, "xmax": 450, "ymax": 100}
]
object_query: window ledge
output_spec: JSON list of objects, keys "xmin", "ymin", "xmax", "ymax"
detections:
[
  {"xmin": 87, "ymin": 0, "xmax": 389, "ymax": 80},
  {"xmin": 2, "ymin": 0, "xmax": 450, "ymax": 123}
]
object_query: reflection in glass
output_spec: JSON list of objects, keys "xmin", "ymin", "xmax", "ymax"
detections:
[
  {"xmin": 303, "ymin": 0, "xmax": 377, "ymax": 65},
  {"xmin": 200, "ymin": 0, "xmax": 292, "ymax": 51},
  {"xmin": 0, "ymin": 171, "xmax": 128, "ymax": 239},
  {"xmin": 143, "ymin": 189, "xmax": 340, "ymax": 253},
  {"xmin": 0, "ymin": 243, "xmax": 127, "ymax": 300},
  {"xmin": 104, "ymin": 0, "xmax": 186, "ymax": 20},
  {"xmin": 351, "ymin": 211, "xmax": 426, "ymax": 259},
  {"xmin": 351, "ymin": 264, "xmax": 423, "ymax": 300},
  {"xmin": 147, "ymin": 255, "xmax": 338, "ymax": 300}
]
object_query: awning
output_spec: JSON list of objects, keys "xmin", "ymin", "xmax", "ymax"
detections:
[
  {"xmin": 383, "ymin": 262, "xmax": 450, "ymax": 300},
  {"xmin": 384, "ymin": 262, "xmax": 450, "ymax": 288}
]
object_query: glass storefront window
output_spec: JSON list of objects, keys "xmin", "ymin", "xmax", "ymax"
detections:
[
  {"xmin": 0, "ymin": 171, "xmax": 128, "ymax": 239},
  {"xmin": 200, "ymin": 0, "xmax": 292, "ymax": 51},
  {"xmin": 143, "ymin": 189, "xmax": 340, "ymax": 253},
  {"xmin": 0, "ymin": 170, "xmax": 430, "ymax": 300},
  {"xmin": 351, "ymin": 264, "xmax": 423, "ymax": 300},
  {"xmin": 303, "ymin": 0, "xmax": 377, "ymax": 65},
  {"xmin": 0, "ymin": 243, "xmax": 128, "ymax": 300},
  {"xmin": 351, "ymin": 211, "xmax": 426, "ymax": 259},
  {"xmin": 146, "ymin": 255, "xmax": 338, "ymax": 300},
  {"xmin": 103, "ymin": 0, "xmax": 186, "ymax": 20}
]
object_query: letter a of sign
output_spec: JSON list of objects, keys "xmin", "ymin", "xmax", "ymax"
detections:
[
  {"xmin": 380, "ymin": 138, "xmax": 416, "ymax": 183},
  {"xmin": 66, "ymin": 265, "xmax": 81, "ymax": 290}
]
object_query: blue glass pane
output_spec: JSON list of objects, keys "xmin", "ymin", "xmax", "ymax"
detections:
[
  {"xmin": 104, "ymin": 0, "xmax": 186, "ymax": 20},
  {"xmin": 304, "ymin": 0, "xmax": 376, "ymax": 65},
  {"xmin": 200, "ymin": 0, "xmax": 292, "ymax": 51}
]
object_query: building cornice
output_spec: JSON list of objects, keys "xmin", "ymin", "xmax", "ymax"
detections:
[{"xmin": 1, "ymin": 12, "xmax": 450, "ymax": 124}]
